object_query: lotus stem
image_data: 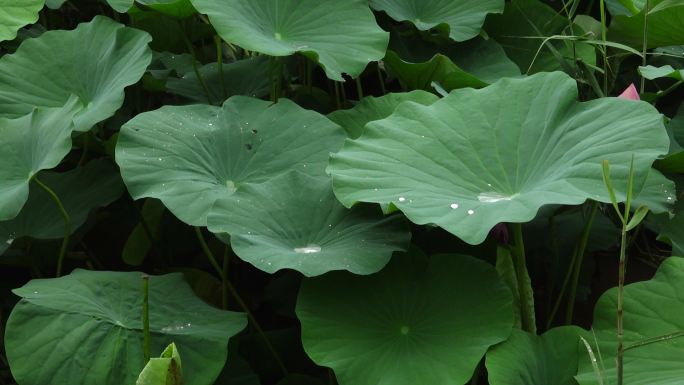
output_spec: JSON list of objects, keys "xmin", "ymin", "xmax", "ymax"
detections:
[
  {"xmin": 565, "ymin": 200, "xmax": 599, "ymax": 324},
  {"xmin": 142, "ymin": 274, "xmax": 151, "ymax": 364},
  {"xmin": 33, "ymin": 176, "xmax": 71, "ymax": 277},
  {"xmin": 511, "ymin": 223, "xmax": 536, "ymax": 333},
  {"xmin": 355, "ymin": 76, "xmax": 364, "ymax": 100},
  {"xmin": 640, "ymin": 0, "xmax": 650, "ymax": 94},
  {"xmin": 194, "ymin": 228, "xmax": 288, "ymax": 376},
  {"xmin": 616, "ymin": 226, "xmax": 627, "ymax": 385},
  {"xmin": 599, "ymin": 0, "xmax": 608, "ymax": 95}
]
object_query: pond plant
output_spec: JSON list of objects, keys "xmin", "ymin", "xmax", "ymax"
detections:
[{"xmin": 1, "ymin": 0, "xmax": 684, "ymax": 384}]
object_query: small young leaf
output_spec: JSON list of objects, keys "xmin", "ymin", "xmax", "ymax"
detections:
[
  {"xmin": 601, "ymin": 160, "xmax": 625, "ymax": 223},
  {"xmin": 625, "ymin": 205, "xmax": 649, "ymax": 231},
  {"xmin": 136, "ymin": 343, "xmax": 183, "ymax": 385}
]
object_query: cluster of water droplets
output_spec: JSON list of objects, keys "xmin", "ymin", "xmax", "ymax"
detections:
[
  {"xmin": 161, "ymin": 321, "xmax": 192, "ymax": 333},
  {"xmin": 294, "ymin": 244, "xmax": 322, "ymax": 254}
]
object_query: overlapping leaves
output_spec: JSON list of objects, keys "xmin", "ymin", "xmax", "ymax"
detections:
[
  {"xmin": 6, "ymin": 270, "xmax": 247, "ymax": 385},
  {"xmin": 116, "ymin": 96, "xmax": 345, "ymax": 226},
  {"xmin": 328, "ymin": 71, "xmax": 669, "ymax": 244},
  {"xmin": 190, "ymin": 0, "xmax": 389, "ymax": 80},
  {"xmin": 0, "ymin": 16, "xmax": 152, "ymax": 131}
]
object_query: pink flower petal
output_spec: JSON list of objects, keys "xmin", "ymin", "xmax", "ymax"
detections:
[{"xmin": 618, "ymin": 84, "xmax": 640, "ymax": 100}]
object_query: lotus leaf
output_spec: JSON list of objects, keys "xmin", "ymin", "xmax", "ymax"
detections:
[
  {"xmin": 576, "ymin": 256, "xmax": 684, "ymax": 384},
  {"xmin": 5, "ymin": 269, "xmax": 247, "ymax": 385},
  {"xmin": 0, "ymin": 16, "xmax": 152, "ymax": 131},
  {"xmin": 208, "ymin": 171, "xmax": 411, "ymax": 276},
  {"xmin": 189, "ymin": 0, "xmax": 389, "ymax": 80},
  {"xmin": 297, "ymin": 252, "xmax": 513, "ymax": 385},
  {"xmin": 116, "ymin": 96, "xmax": 345, "ymax": 226},
  {"xmin": 328, "ymin": 71, "xmax": 668, "ymax": 244}
]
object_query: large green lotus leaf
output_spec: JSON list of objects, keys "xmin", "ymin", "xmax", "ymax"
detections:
[
  {"xmin": 0, "ymin": 159, "xmax": 124, "ymax": 255},
  {"xmin": 631, "ymin": 169, "xmax": 676, "ymax": 214},
  {"xmin": 385, "ymin": 32, "xmax": 521, "ymax": 92},
  {"xmin": 657, "ymin": 209, "xmax": 684, "ymax": 256},
  {"xmin": 166, "ymin": 56, "xmax": 271, "ymax": 104},
  {"xmin": 328, "ymin": 91, "xmax": 439, "ymax": 139},
  {"xmin": 606, "ymin": 0, "xmax": 646, "ymax": 16},
  {"xmin": 0, "ymin": 0, "xmax": 42, "ymax": 42},
  {"xmin": 108, "ymin": 0, "xmax": 195, "ymax": 17},
  {"xmin": 486, "ymin": 327, "xmax": 583, "ymax": 385},
  {"xmin": 576, "ymin": 257, "xmax": 684, "ymax": 384},
  {"xmin": 189, "ymin": 0, "xmax": 389, "ymax": 81},
  {"xmin": 0, "ymin": 16, "xmax": 152, "ymax": 131},
  {"xmin": 370, "ymin": 0, "xmax": 504, "ymax": 42},
  {"xmin": 297, "ymin": 252, "xmax": 513, "ymax": 385},
  {"xmin": 138, "ymin": 0, "xmax": 196, "ymax": 18},
  {"xmin": 207, "ymin": 171, "xmax": 410, "ymax": 276},
  {"xmin": 485, "ymin": 0, "xmax": 596, "ymax": 74},
  {"xmin": 0, "ymin": 98, "xmax": 80, "ymax": 221},
  {"xmin": 45, "ymin": 0, "xmax": 67, "ymax": 9},
  {"xmin": 328, "ymin": 72, "xmax": 668, "ymax": 245},
  {"xmin": 639, "ymin": 64, "xmax": 684, "ymax": 81},
  {"xmin": 116, "ymin": 96, "xmax": 345, "ymax": 226},
  {"xmin": 609, "ymin": 0, "xmax": 684, "ymax": 49},
  {"xmin": 6, "ymin": 269, "xmax": 247, "ymax": 385},
  {"xmin": 654, "ymin": 105, "xmax": 684, "ymax": 173}
]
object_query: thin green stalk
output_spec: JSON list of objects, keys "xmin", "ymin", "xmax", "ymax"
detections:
[
  {"xmin": 617, "ymin": 226, "xmax": 627, "ymax": 385},
  {"xmin": 340, "ymin": 81, "xmax": 348, "ymax": 107},
  {"xmin": 33, "ymin": 177, "xmax": 71, "ymax": 277},
  {"xmin": 222, "ymin": 245, "xmax": 229, "ymax": 310},
  {"xmin": 194, "ymin": 229, "xmax": 288, "ymax": 376},
  {"xmin": 78, "ymin": 131, "xmax": 90, "ymax": 167},
  {"xmin": 215, "ymin": 35, "xmax": 227, "ymax": 99},
  {"xmin": 565, "ymin": 201, "xmax": 599, "ymax": 324},
  {"xmin": 640, "ymin": 0, "xmax": 650, "ymax": 94},
  {"xmin": 512, "ymin": 223, "xmax": 536, "ymax": 333},
  {"xmin": 599, "ymin": 0, "xmax": 608, "ymax": 95},
  {"xmin": 270, "ymin": 56, "xmax": 283, "ymax": 102},
  {"xmin": 306, "ymin": 59, "xmax": 313, "ymax": 93},
  {"xmin": 376, "ymin": 64, "xmax": 387, "ymax": 95},
  {"xmin": 225, "ymin": 279, "xmax": 288, "ymax": 376},
  {"xmin": 194, "ymin": 227, "xmax": 223, "ymax": 276},
  {"xmin": 142, "ymin": 274, "xmax": 151, "ymax": 364},
  {"xmin": 181, "ymin": 26, "xmax": 213, "ymax": 105},
  {"xmin": 333, "ymin": 81, "xmax": 342, "ymax": 109},
  {"xmin": 546, "ymin": 246, "xmax": 578, "ymax": 329},
  {"xmin": 656, "ymin": 80, "xmax": 683, "ymax": 99},
  {"xmin": 625, "ymin": 331, "xmax": 684, "ymax": 351},
  {"xmin": 355, "ymin": 77, "xmax": 364, "ymax": 100}
]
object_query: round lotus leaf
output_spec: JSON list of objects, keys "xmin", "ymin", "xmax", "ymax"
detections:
[
  {"xmin": 207, "ymin": 171, "xmax": 411, "ymax": 276},
  {"xmin": 328, "ymin": 91, "xmax": 439, "ymax": 139},
  {"xmin": 485, "ymin": 0, "xmax": 596, "ymax": 74},
  {"xmin": 0, "ymin": 16, "xmax": 152, "ymax": 131},
  {"xmin": 486, "ymin": 326, "xmax": 584, "ymax": 385},
  {"xmin": 0, "ymin": 159, "xmax": 124, "ymax": 254},
  {"xmin": 328, "ymin": 71, "xmax": 668, "ymax": 245},
  {"xmin": 370, "ymin": 0, "xmax": 504, "ymax": 42},
  {"xmin": 189, "ymin": 0, "xmax": 389, "ymax": 81},
  {"xmin": 296, "ymin": 252, "xmax": 513, "ymax": 385},
  {"xmin": 0, "ymin": 98, "xmax": 80, "ymax": 221},
  {"xmin": 116, "ymin": 96, "xmax": 345, "ymax": 226},
  {"xmin": 5, "ymin": 269, "xmax": 247, "ymax": 385},
  {"xmin": 109, "ymin": 0, "xmax": 196, "ymax": 17},
  {"xmin": 0, "ymin": 0, "xmax": 42, "ymax": 42},
  {"xmin": 576, "ymin": 256, "xmax": 684, "ymax": 384},
  {"xmin": 609, "ymin": 1, "xmax": 684, "ymax": 48}
]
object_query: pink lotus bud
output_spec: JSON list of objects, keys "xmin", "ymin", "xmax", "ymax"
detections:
[{"xmin": 618, "ymin": 84, "xmax": 640, "ymax": 100}]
